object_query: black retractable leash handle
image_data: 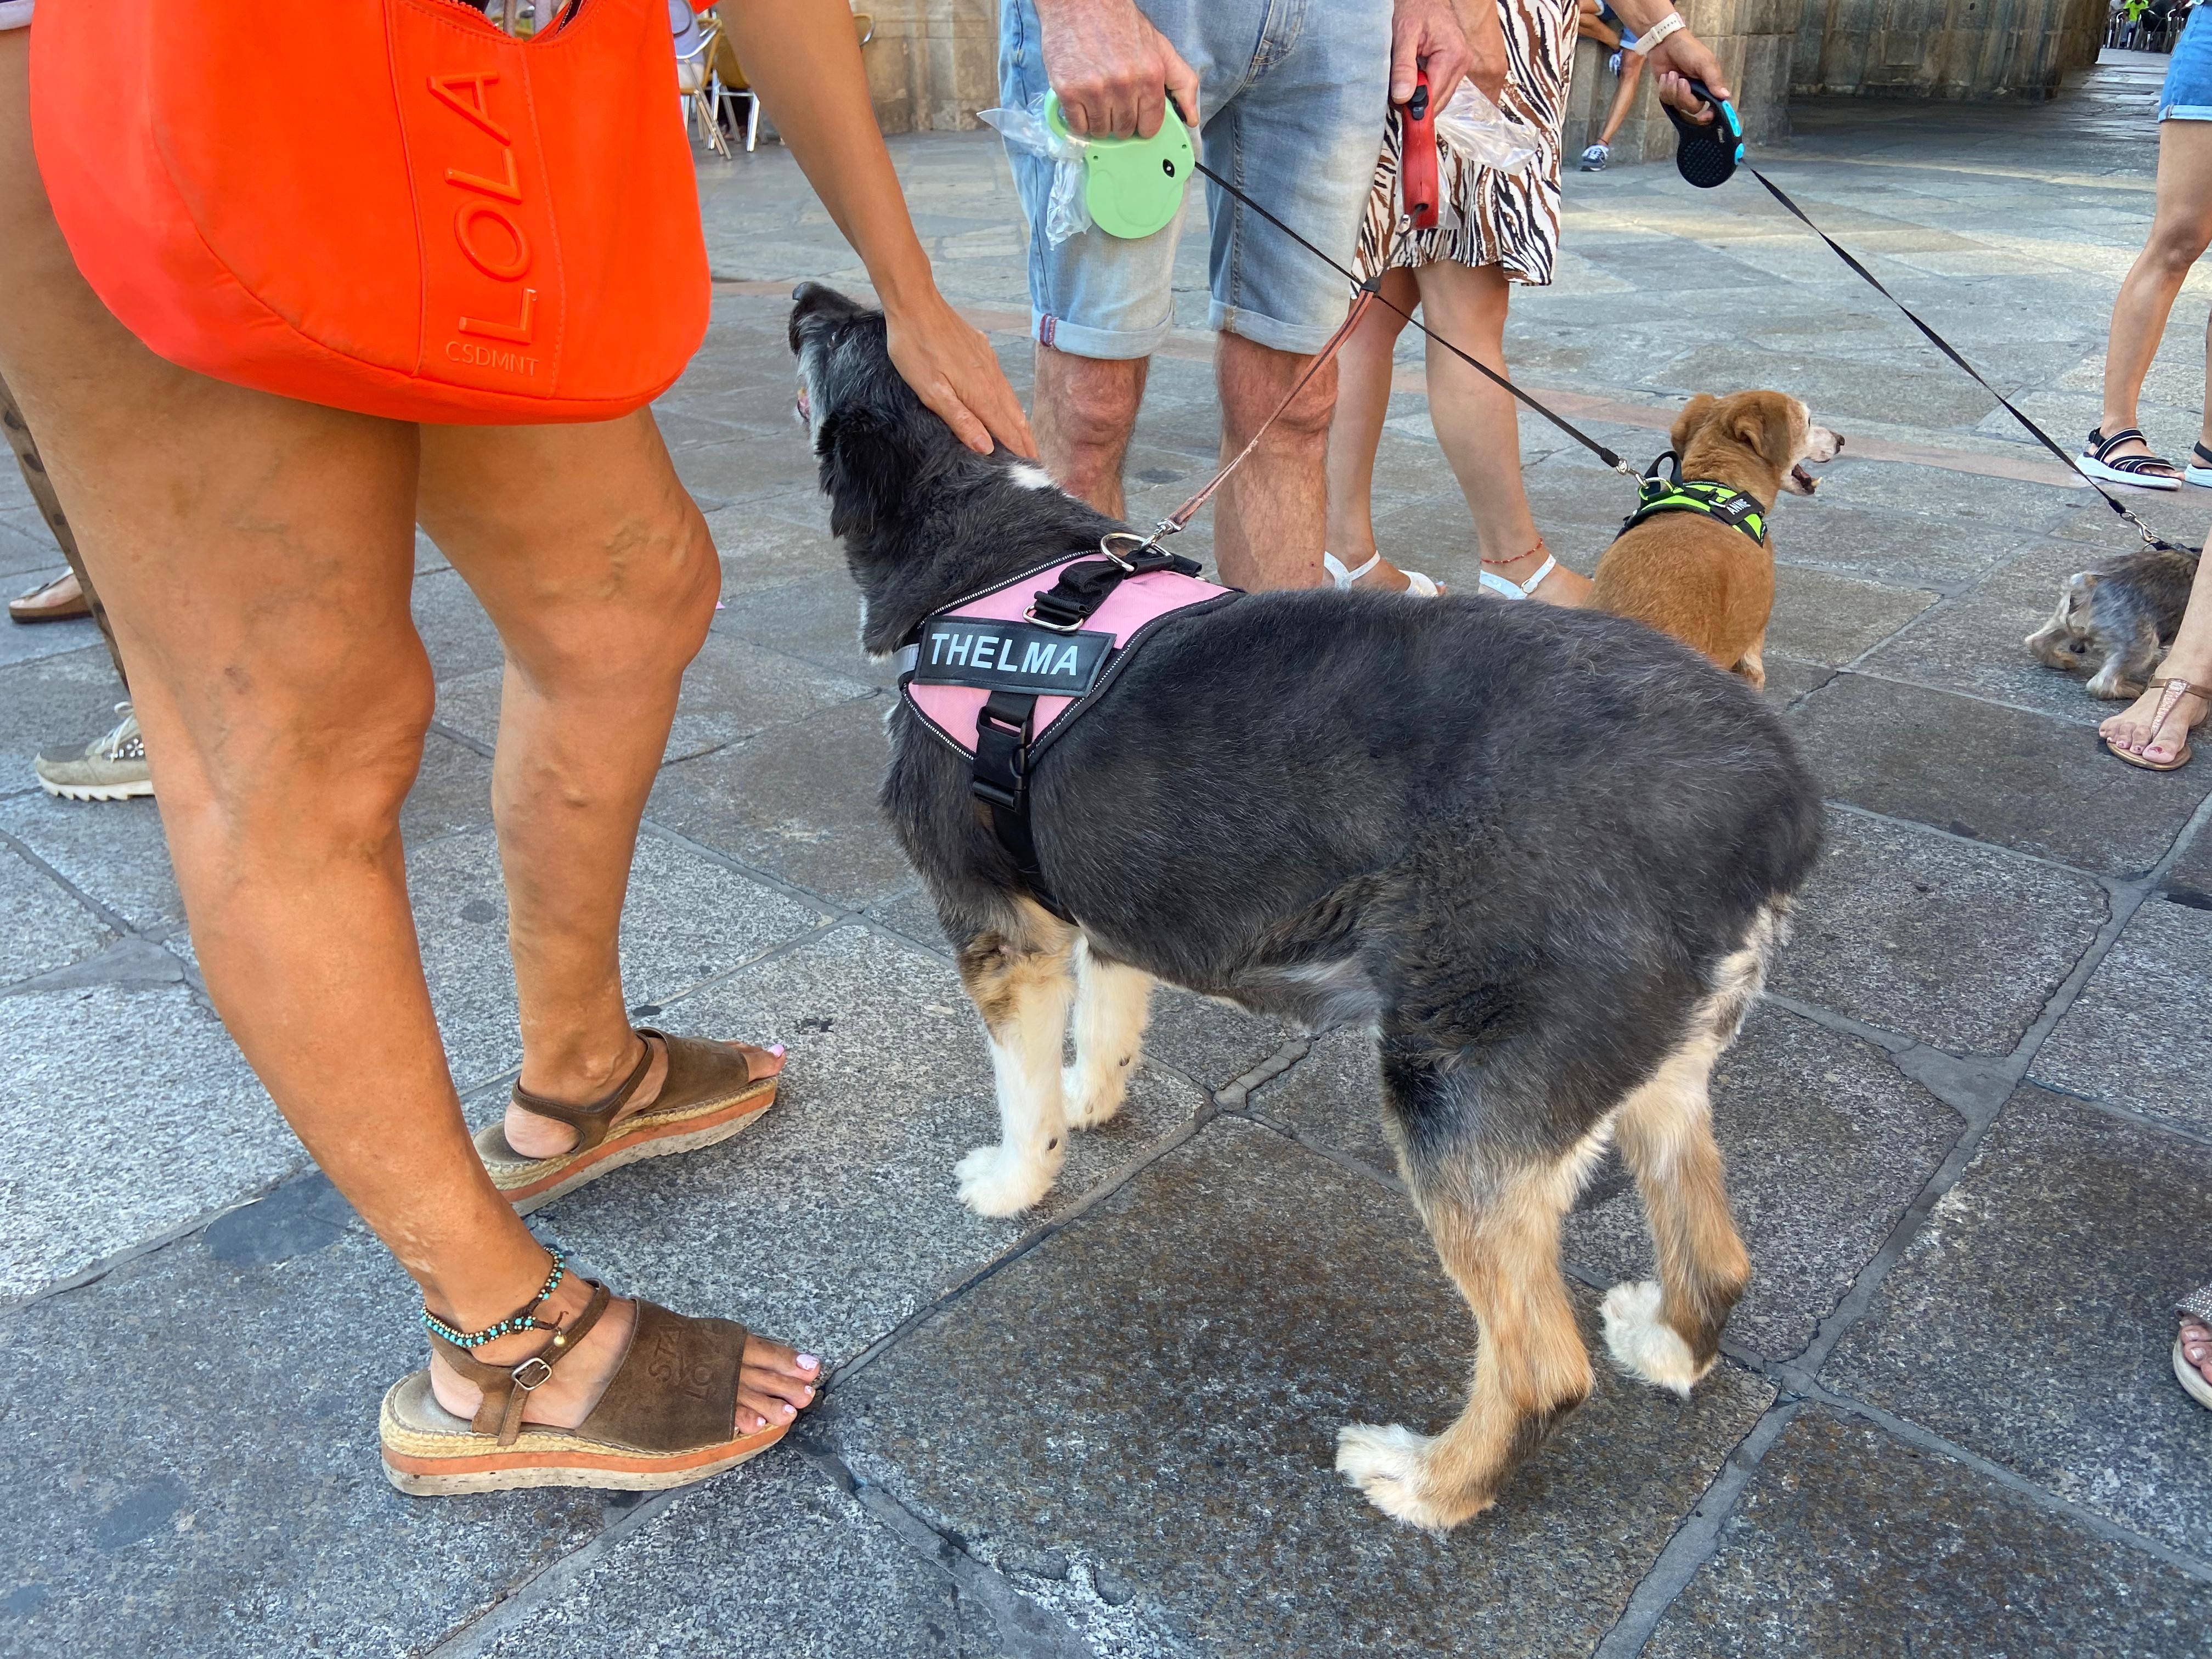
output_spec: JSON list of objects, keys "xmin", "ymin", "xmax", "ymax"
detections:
[{"xmin": 1667, "ymin": 79, "xmax": 2201, "ymax": 557}]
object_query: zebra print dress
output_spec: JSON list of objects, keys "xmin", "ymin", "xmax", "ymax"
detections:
[{"xmin": 1354, "ymin": 0, "xmax": 1578, "ymax": 285}]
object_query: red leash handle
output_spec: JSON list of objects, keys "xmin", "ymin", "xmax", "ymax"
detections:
[{"xmin": 1398, "ymin": 67, "xmax": 1438, "ymax": 231}]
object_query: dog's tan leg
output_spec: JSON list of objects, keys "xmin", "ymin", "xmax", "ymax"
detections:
[
  {"xmin": 1064, "ymin": 938, "xmax": 1152, "ymax": 1130},
  {"xmin": 1602, "ymin": 1034, "xmax": 1750, "ymax": 1395},
  {"xmin": 1732, "ymin": 640, "xmax": 1767, "ymax": 689},
  {"xmin": 953, "ymin": 900, "xmax": 1077, "ymax": 1216},
  {"xmin": 2087, "ymin": 612, "xmax": 2162, "ymax": 700},
  {"xmin": 1337, "ymin": 1148, "xmax": 1596, "ymax": 1529}
]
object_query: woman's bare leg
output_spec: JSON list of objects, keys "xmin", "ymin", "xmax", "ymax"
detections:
[
  {"xmin": 2100, "ymin": 537, "xmax": 2212, "ymax": 765},
  {"xmin": 416, "ymin": 420, "xmax": 783, "ymax": 1160},
  {"xmin": 0, "ymin": 29, "xmax": 812, "ymax": 1435},
  {"xmin": 2100, "ymin": 120, "xmax": 2212, "ymax": 470},
  {"xmin": 1323, "ymin": 267, "xmax": 1422, "ymax": 589},
  {"xmin": 1410, "ymin": 259, "xmax": 1591, "ymax": 605},
  {"xmin": 1597, "ymin": 49, "xmax": 1644, "ymax": 149}
]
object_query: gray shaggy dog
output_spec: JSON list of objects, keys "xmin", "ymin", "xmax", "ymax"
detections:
[
  {"xmin": 2024, "ymin": 545, "xmax": 2198, "ymax": 699},
  {"xmin": 789, "ymin": 283, "xmax": 1822, "ymax": 1528}
]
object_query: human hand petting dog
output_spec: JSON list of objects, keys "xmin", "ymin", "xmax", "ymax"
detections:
[
  {"xmin": 884, "ymin": 287, "xmax": 1037, "ymax": 458},
  {"xmin": 1032, "ymin": 0, "xmax": 1201, "ymax": 138}
]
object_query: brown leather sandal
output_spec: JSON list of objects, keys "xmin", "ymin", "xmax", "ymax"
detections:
[
  {"xmin": 8, "ymin": 571, "xmax": 91, "ymax": 624},
  {"xmin": 380, "ymin": 1273, "xmax": 794, "ymax": 1495},
  {"xmin": 473, "ymin": 1026, "xmax": 778, "ymax": 1215},
  {"xmin": 2103, "ymin": 676, "xmax": 2207, "ymax": 772}
]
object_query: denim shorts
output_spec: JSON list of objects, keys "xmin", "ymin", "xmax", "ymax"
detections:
[
  {"xmin": 2162, "ymin": 8, "xmax": 2212, "ymax": 121},
  {"xmin": 998, "ymin": 0, "xmax": 1392, "ymax": 359}
]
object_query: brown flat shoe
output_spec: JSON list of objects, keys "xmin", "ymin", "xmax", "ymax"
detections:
[
  {"xmin": 2103, "ymin": 677, "xmax": 2207, "ymax": 772},
  {"xmin": 380, "ymin": 1279, "xmax": 795, "ymax": 1494},
  {"xmin": 474, "ymin": 1026, "xmax": 778, "ymax": 1215},
  {"xmin": 8, "ymin": 571, "xmax": 91, "ymax": 624}
]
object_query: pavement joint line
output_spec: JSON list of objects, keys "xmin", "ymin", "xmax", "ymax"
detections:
[
  {"xmin": 1818, "ymin": 796, "xmax": 2130, "ymax": 887},
  {"xmin": 797, "ymin": 1442, "xmax": 1099, "ymax": 1659},
  {"xmin": 420, "ymin": 1486, "xmax": 688, "ymax": 1659},
  {"xmin": 2022, "ymin": 1083, "xmax": 2212, "ymax": 1152},
  {"xmin": 425, "ymin": 714, "xmax": 494, "ymax": 761},
  {"xmin": 0, "ymin": 1158, "xmax": 316, "ymax": 1316},
  {"xmin": 1231, "ymin": 1101, "xmax": 1409, "ymax": 1198},
  {"xmin": 1589, "ymin": 1398, "xmax": 1806, "ymax": 1658},
  {"xmin": 0, "ymin": 820, "xmax": 137, "ymax": 939},
  {"xmin": 1795, "ymin": 1382, "xmax": 2212, "ymax": 1587},
  {"xmin": 830, "ymin": 1105, "xmax": 1222, "ymax": 1392},
  {"xmin": 1209, "ymin": 1035, "xmax": 1311, "ymax": 1109},
  {"xmin": 633, "ymin": 815, "xmax": 849, "ymax": 922},
  {"xmin": 1839, "ymin": 661, "xmax": 2147, "ymax": 732}
]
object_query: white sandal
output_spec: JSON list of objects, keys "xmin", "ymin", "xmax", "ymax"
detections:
[
  {"xmin": 1477, "ymin": 551, "xmax": 1558, "ymax": 601},
  {"xmin": 1324, "ymin": 550, "xmax": 1441, "ymax": 597}
]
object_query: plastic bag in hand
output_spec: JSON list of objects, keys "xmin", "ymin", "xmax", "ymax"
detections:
[{"xmin": 1434, "ymin": 83, "xmax": 1539, "ymax": 174}]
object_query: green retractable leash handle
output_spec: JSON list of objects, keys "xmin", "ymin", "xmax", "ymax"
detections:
[{"xmin": 1041, "ymin": 89, "xmax": 1195, "ymax": 240}]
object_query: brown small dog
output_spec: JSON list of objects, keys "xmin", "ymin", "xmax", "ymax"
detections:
[{"xmin": 1592, "ymin": 391, "xmax": 1842, "ymax": 686}]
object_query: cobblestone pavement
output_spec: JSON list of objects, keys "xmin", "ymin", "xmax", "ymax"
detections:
[{"xmin": 4, "ymin": 50, "xmax": 2211, "ymax": 1659}]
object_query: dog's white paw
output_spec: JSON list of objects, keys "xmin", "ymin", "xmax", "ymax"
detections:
[
  {"xmin": 1062, "ymin": 1060, "xmax": 1129, "ymax": 1130},
  {"xmin": 1336, "ymin": 1423, "xmax": 1460, "ymax": 1530},
  {"xmin": 1600, "ymin": 1280, "xmax": 1708, "ymax": 1398},
  {"xmin": 955, "ymin": 1142, "xmax": 1059, "ymax": 1217}
]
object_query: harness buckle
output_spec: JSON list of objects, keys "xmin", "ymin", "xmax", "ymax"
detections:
[{"xmin": 1022, "ymin": 605, "xmax": 1086, "ymax": 634}]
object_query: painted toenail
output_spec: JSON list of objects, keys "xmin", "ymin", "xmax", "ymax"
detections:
[
  {"xmin": 798, "ymin": 1354, "xmax": 819, "ymax": 1369},
  {"xmin": 768, "ymin": 1041, "xmax": 786, "ymax": 1058}
]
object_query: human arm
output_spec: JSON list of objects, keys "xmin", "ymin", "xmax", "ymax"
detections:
[
  {"xmin": 716, "ymin": 0, "xmax": 1035, "ymax": 455},
  {"xmin": 1390, "ymin": 0, "xmax": 1479, "ymax": 106},
  {"xmin": 1604, "ymin": 1, "xmax": 1732, "ymax": 123},
  {"xmin": 1029, "ymin": 0, "xmax": 1202, "ymax": 139},
  {"xmin": 1447, "ymin": 0, "xmax": 1510, "ymax": 105}
]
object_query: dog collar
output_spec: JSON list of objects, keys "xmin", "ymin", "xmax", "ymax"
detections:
[{"xmin": 1620, "ymin": 450, "xmax": 1769, "ymax": 546}]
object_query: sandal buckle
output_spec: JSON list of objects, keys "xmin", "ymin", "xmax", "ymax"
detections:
[{"xmin": 511, "ymin": 1356, "xmax": 555, "ymax": 1391}]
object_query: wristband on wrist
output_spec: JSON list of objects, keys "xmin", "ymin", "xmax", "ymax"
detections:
[{"xmin": 1629, "ymin": 12, "xmax": 1685, "ymax": 52}]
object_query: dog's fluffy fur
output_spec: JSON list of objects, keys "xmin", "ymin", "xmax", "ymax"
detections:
[
  {"xmin": 1590, "ymin": 391, "xmax": 1842, "ymax": 687},
  {"xmin": 791, "ymin": 285, "xmax": 1824, "ymax": 1528},
  {"xmin": 2023, "ymin": 545, "xmax": 2198, "ymax": 699}
]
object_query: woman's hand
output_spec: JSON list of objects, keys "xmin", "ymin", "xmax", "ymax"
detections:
[
  {"xmin": 885, "ymin": 290, "xmax": 1037, "ymax": 458},
  {"xmin": 1651, "ymin": 46, "xmax": 1731, "ymax": 123}
]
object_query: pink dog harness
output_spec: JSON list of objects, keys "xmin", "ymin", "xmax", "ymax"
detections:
[{"xmin": 896, "ymin": 533, "xmax": 1240, "ymax": 917}]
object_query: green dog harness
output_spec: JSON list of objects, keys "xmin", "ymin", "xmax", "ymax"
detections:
[{"xmin": 1620, "ymin": 451, "xmax": 1769, "ymax": 546}]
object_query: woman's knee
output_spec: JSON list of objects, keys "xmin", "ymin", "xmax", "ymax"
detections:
[
  {"xmin": 499, "ymin": 500, "xmax": 721, "ymax": 694},
  {"xmin": 2142, "ymin": 217, "xmax": 2212, "ymax": 278}
]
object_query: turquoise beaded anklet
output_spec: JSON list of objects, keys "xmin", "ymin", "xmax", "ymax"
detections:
[{"xmin": 422, "ymin": 1245, "xmax": 567, "ymax": 1349}]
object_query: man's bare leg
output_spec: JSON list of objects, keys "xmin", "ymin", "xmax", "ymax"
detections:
[
  {"xmin": 1033, "ymin": 343, "xmax": 1147, "ymax": 517},
  {"xmin": 1215, "ymin": 332, "xmax": 1337, "ymax": 591}
]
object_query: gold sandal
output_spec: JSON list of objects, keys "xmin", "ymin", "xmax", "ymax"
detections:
[
  {"xmin": 474, "ymin": 1027, "xmax": 779, "ymax": 1215},
  {"xmin": 381, "ymin": 1249, "xmax": 802, "ymax": 1494},
  {"xmin": 2102, "ymin": 676, "xmax": 2207, "ymax": 772}
]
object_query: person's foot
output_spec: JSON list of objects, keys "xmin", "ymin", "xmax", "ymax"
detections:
[
  {"xmin": 501, "ymin": 1031, "xmax": 787, "ymax": 1159},
  {"xmin": 8, "ymin": 568, "xmax": 88, "ymax": 623},
  {"xmin": 428, "ymin": 1266, "xmax": 821, "ymax": 1436},
  {"xmin": 1580, "ymin": 142, "xmax": 1611, "ymax": 171},
  {"xmin": 1342, "ymin": 552, "xmax": 1443, "ymax": 596},
  {"xmin": 2179, "ymin": 1316, "xmax": 2212, "ymax": 1402},
  {"xmin": 35, "ymin": 703, "xmax": 153, "ymax": 801},
  {"xmin": 1482, "ymin": 541, "xmax": 1593, "ymax": 606},
  {"xmin": 2098, "ymin": 672, "xmax": 2209, "ymax": 768}
]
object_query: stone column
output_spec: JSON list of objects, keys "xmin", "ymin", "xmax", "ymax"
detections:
[
  {"xmin": 1561, "ymin": 0, "xmax": 1805, "ymax": 166},
  {"xmin": 861, "ymin": 0, "xmax": 998, "ymax": 134}
]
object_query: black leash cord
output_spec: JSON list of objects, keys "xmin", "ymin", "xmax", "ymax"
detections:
[
  {"xmin": 1189, "ymin": 157, "xmax": 1638, "ymax": 479},
  {"xmin": 1742, "ymin": 163, "xmax": 2200, "ymax": 557}
]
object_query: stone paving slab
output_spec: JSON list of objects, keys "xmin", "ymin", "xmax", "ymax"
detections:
[
  {"xmin": 408, "ymin": 825, "xmax": 828, "ymax": 1093},
  {"xmin": 0, "ymin": 642, "xmax": 129, "ymax": 781},
  {"xmin": 1768, "ymin": 809, "xmax": 2109, "ymax": 1056},
  {"xmin": 1788, "ymin": 671, "xmax": 2211, "ymax": 877},
  {"xmin": 0, "ymin": 607, "xmax": 97, "ymax": 672},
  {"xmin": 0, "ymin": 837, "xmax": 114, "ymax": 987},
  {"xmin": 522, "ymin": 923, "xmax": 1204, "ymax": 1368},
  {"xmin": 1822, "ymin": 1086, "xmax": 2212, "ymax": 1559},
  {"xmin": 827, "ymin": 1115, "xmax": 1775, "ymax": 1658},
  {"xmin": 475, "ymin": 1448, "xmax": 989, "ymax": 1659},
  {"xmin": 1644, "ymin": 1407, "xmax": 2209, "ymax": 1659},
  {"xmin": 2032, "ymin": 895, "xmax": 2212, "ymax": 1136},
  {"xmin": 0, "ymin": 1224, "xmax": 612, "ymax": 1659},
  {"xmin": 0, "ymin": 981, "xmax": 300, "ymax": 1300},
  {"xmin": 642, "ymin": 697, "xmax": 915, "ymax": 909}
]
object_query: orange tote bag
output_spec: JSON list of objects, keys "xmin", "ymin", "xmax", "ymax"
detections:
[{"xmin": 30, "ymin": 0, "xmax": 710, "ymax": 424}]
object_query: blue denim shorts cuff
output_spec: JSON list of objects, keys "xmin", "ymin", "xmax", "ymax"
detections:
[
  {"xmin": 2162, "ymin": 104, "xmax": 2212, "ymax": 122},
  {"xmin": 1031, "ymin": 309, "xmax": 1172, "ymax": 361},
  {"xmin": 1210, "ymin": 301, "xmax": 1352, "ymax": 357}
]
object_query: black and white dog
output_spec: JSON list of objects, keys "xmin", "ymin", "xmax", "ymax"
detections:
[{"xmin": 790, "ymin": 284, "xmax": 1824, "ymax": 1528}]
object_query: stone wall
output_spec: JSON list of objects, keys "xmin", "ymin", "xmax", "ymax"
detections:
[
  {"xmin": 861, "ymin": 0, "xmax": 997, "ymax": 133},
  {"xmin": 1559, "ymin": 0, "xmax": 1804, "ymax": 165},
  {"xmin": 1791, "ymin": 0, "xmax": 2108, "ymax": 101}
]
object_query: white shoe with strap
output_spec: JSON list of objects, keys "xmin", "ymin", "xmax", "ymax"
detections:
[
  {"xmin": 1323, "ymin": 550, "xmax": 1441, "ymax": 597},
  {"xmin": 1477, "ymin": 550, "xmax": 1558, "ymax": 601}
]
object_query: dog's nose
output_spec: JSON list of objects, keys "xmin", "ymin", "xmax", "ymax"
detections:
[{"xmin": 1833, "ymin": 432, "xmax": 1846, "ymax": 452}]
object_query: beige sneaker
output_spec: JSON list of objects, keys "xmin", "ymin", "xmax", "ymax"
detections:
[{"xmin": 36, "ymin": 703, "xmax": 153, "ymax": 801}]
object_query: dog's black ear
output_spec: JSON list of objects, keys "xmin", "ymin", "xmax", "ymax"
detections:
[
  {"xmin": 819, "ymin": 408, "xmax": 908, "ymax": 535},
  {"xmin": 1669, "ymin": 394, "xmax": 1719, "ymax": 454},
  {"xmin": 1725, "ymin": 394, "xmax": 1799, "ymax": 473}
]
